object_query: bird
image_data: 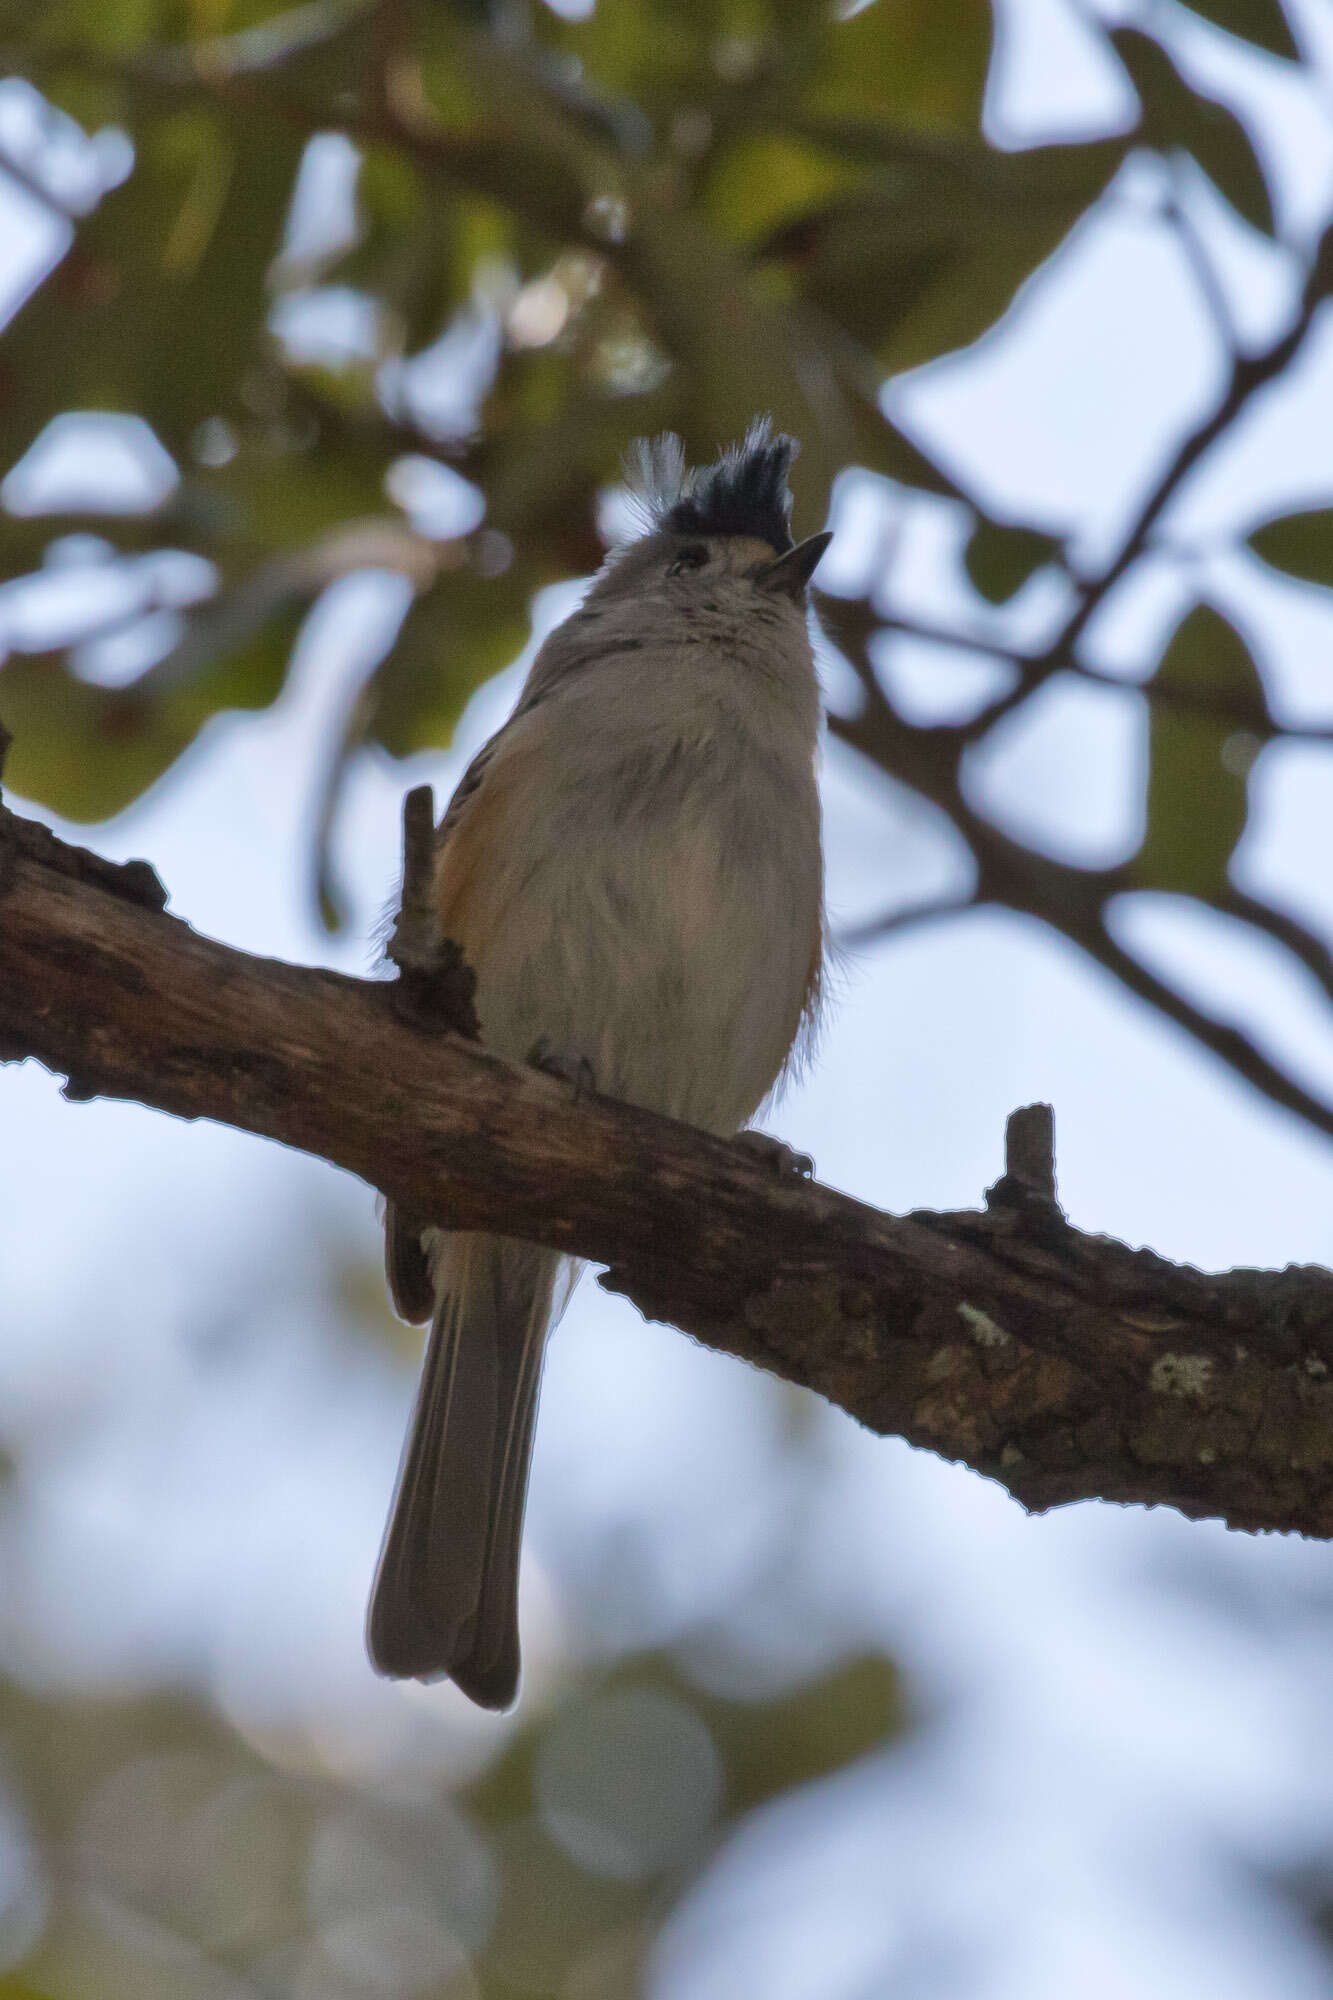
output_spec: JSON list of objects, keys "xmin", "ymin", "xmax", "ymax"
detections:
[{"xmin": 368, "ymin": 419, "xmax": 831, "ymax": 1707}]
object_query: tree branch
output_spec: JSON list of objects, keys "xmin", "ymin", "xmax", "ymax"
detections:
[
  {"xmin": 4, "ymin": 794, "xmax": 1333, "ymax": 1539},
  {"xmin": 1164, "ymin": 169, "xmax": 1241, "ymax": 364},
  {"xmin": 871, "ymin": 612, "xmax": 1333, "ymax": 743},
  {"xmin": 1079, "ymin": 922, "xmax": 1333, "ymax": 1142},
  {"xmin": 824, "ymin": 612, "xmax": 1333, "ymax": 1146},
  {"xmin": 961, "ymin": 213, "xmax": 1333, "ymax": 742}
]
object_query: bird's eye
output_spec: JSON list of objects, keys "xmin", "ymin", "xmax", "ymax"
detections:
[{"xmin": 668, "ymin": 544, "xmax": 709, "ymax": 577}]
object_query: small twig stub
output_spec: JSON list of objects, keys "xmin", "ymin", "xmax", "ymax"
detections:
[
  {"xmin": 986, "ymin": 1102, "xmax": 1062, "ymax": 1220},
  {"xmin": 385, "ymin": 783, "xmax": 481, "ymax": 1039}
]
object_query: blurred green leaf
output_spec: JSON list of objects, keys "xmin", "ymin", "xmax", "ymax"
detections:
[
  {"xmin": 695, "ymin": 1654, "xmax": 904, "ymax": 1814},
  {"xmin": 412, "ymin": 25, "xmax": 624, "ymax": 248},
  {"xmin": 1137, "ymin": 604, "xmax": 1268, "ymax": 897},
  {"xmin": 134, "ymin": 571, "xmax": 312, "ymax": 708},
  {"xmin": 0, "ymin": 104, "xmax": 306, "ymax": 466},
  {"xmin": 811, "ymin": 0, "xmax": 993, "ymax": 138},
  {"xmin": 536, "ymin": 0, "xmax": 713, "ymax": 110},
  {"xmin": 964, "ymin": 519, "xmax": 1061, "ymax": 605},
  {"xmin": 332, "ymin": 156, "xmax": 505, "ymax": 353},
  {"xmin": 1111, "ymin": 27, "xmax": 1274, "ymax": 234},
  {"xmin": 5, "ymin": 0, "xmax": 160, "ymax": 57},
  {"xmin": 0, "ymin": 653, "xmax": 196, "ymax": 822},
  {"xmin": 758, "ymin": 139, "xmax": 1126, "ymax": 372},
  {"xmin": 473, "ymin": 384, "xmax": 669, "ymax": 567},
  {"xmin": 12, "ymin": 0, "xmax": 375, "ymax": 73},
  {"xmin": 197, "ymin": 423, "xmax": 398, "ymax": 557},
  {"xmin": 9, "ymin": 0, "xmax": 316, "ymax": 47},
  {"xmin": 483, "ymin": 1818, "xmax": 641, "ymax": 1992},
  {"xmin": 366, "ymin": 568, "xmax": 533, "ymax": 760},
  {"xmin": 1248, "ymin": 508, "xmax": 1333, "ymax": 585},
  {"xmin": 0, "ymin": 591, "xmax": 306, "ymax": 821},
  {"xmin": 620, "ymin": 205, "xmax": 859, "ymax": 521},
  {"xmin": 705, "ymin": 132, "xmax": 863, "ymax": 247},
  {"xmin": 455, "ymin": 1646, "xmax": 905, "ymax": 1995},
  {"xmin": 1181, "ymin": 0, "xmax": 1300, "ymax": 61},
  {"xmin": 4, "ymin": 0, "xmax": 1293, "ymax": 936}
]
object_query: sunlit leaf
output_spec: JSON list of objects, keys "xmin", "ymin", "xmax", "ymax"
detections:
[
  {"xmin": 0, "ymin": 104, "xmax": 306, "ymax": 466},
  {"xmin": 196, "ymin": 422, "xmax": 398, "ymax": 556},
  {"xmin": 5, "ymin": 0, "xmax": 161, "ymax": 57},
  {"xmin": 1248, "ymin": 508, "xmax": 1333, "ymax": 586},
  {"xmin": 811, "ymin": 0, "xmax": 994, "ymax": 138},
  {"xmin": 1137, "ymin": 604, "xmax": 1269, "ymax": 897},
  {"xmin": 1111, "ymin": 28, "xmax": 1274, "ymax": 234},
  {"xmin": 535, "ymin": 0, "xmax": 710, "ymax": 108},
  {"xmin": 705, "ymin": 133, "xmax": 863, "ymax": 248},
  {"xmin": 366, "ymin": 568, "xmax": 533, "ymax": 760}
]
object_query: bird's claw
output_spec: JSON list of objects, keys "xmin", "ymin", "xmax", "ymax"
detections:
[
  {"xmin": 735, "ymin": 1130, "xmax": 815, "ymax": 1179},
  {"xmin": 527, "ymin": 1036, "xmax": 598, "ymax": 1102}
]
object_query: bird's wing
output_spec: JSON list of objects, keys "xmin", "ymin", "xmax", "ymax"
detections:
[
  {"xmin": 382, "ymin": 623, "xmax": 591, "ymax": 1322},
  {"xmin": 383, "ymin": 733, "xmax": 503, "ymax": 1322}
]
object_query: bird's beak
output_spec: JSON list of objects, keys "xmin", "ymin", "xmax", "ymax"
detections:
[{"xmin": 756, "ymin": 531, "xmax": 834, "ymax": 598}]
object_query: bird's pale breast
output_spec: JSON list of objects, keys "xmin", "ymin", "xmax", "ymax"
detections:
[{"xmin": 436, "ymin": 673, "xmax": 821, "ymax": 1135}]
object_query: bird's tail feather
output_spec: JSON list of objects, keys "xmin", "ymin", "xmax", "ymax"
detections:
[{"xmin": 367, "ymin": 1233, "xmax": 565, "ymax": 1707}]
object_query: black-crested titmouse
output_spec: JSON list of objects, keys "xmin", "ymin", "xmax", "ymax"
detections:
[{"xmin": 368, "ymin": 421, "xmax": 830, "ymax": 1707}]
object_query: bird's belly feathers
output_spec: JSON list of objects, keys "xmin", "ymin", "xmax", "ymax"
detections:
[{"xmin": 437, "ymin": 713, "xmax": 821, "ymax": 1134}]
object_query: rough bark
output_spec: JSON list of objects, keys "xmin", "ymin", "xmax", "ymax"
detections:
[{"xmin": 3, "ymin": 788, "xmax": 1333, "ymax": 1540}]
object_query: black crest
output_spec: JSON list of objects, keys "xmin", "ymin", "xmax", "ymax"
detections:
[{"xmin": 628, "ymin": 419, "xmax": 797, "ymax": 553}]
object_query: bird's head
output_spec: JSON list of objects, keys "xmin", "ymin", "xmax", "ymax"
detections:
[{"xmin": 597, "ymin": 420, "xmax": 832, "ymax": 608}]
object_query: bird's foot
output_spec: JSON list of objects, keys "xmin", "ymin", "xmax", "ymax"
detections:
[
  {"xmin": 527, "ymin": 1036, "xmax": 598, "ymax": 1103},
  {"xmin": 735, "ymin": 1130, "xmax": 814, "ymax": 1179}
]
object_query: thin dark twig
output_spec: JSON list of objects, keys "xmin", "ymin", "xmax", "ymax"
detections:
[
  {"xmin": 874, "ymin": 613, "xmax": 1022, "ymax": 669},
  {"xmin": 1216, "ymin": 882, "xmax": 1333, "ymax": 1012},
  {"xmin": 961, "ymin": 213, "xmax": 1333, "ymax": 742},
  {"xmin": 1088, "ymin": 926, "xmax": 1333, "ymax": 1141},
  {"xmin": 831, "ymin": 680, "xmax": 1333, "ymax": 1145},
  {"xmin": 1164, "ymin": 170, "xmax": 1240, "ymax": 361},
  {"xmin": 836, "ymin": 891, "xmax": 979, "ymax": 951},
  {"xmin": 853, "ymin": 613, "xmax": 1333, "ymax": 741},
  {"xmin": 1069, "ymin": 657, "xmax": 1323, "ymax": 736},
  {"xmin": 842, "ymin": 636, "xmax": 893, "ymax": 718}
]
